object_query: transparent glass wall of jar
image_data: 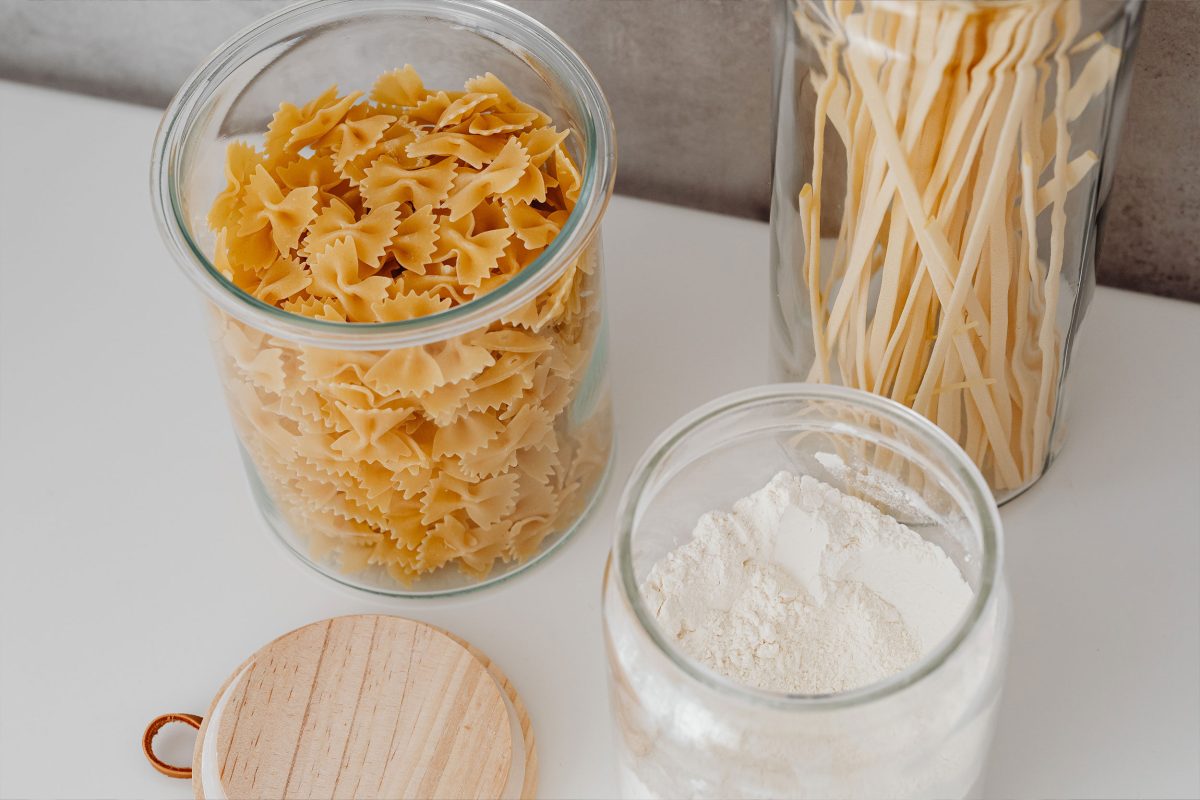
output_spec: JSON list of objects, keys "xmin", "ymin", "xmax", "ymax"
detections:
[
  {"xmin": 602, "ymin": 386, "xmax": 1011, "ymax": 799},
  {"xmin": 152, "ymin": 0, "xmax": 616, "ymax": 595},
  {"xmin": 770, "ymin": 0, "xmax": 1144, "ymax": 500}
]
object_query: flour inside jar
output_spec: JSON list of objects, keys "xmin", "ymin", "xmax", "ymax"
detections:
[{"xmin": 641, "ymin": 471, "xmax": 973, "ymax": 695}]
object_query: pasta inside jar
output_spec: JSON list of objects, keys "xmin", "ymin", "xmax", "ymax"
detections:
[{"xmin": 201, "ymin": 66, "xmax": 612, "ymax": 589}]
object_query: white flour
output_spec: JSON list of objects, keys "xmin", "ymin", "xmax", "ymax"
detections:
[{"xmin": 642, "ymin": 471, "xmax": 972, "ymax": 695}]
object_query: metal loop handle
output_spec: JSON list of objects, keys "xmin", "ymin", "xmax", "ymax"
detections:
[{"xmin": 142, "ymin": 712, "xmax": 203, "ymax": 779}]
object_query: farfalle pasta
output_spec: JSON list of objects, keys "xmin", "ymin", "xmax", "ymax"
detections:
[{"xmin": 205, "ymin": 66, "xmax": 610, "ymax": 584}]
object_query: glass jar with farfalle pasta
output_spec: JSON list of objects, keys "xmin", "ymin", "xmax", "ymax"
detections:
[{"xmin": 152, "ymin": 0, "xmax": 616, "ymax": 595}]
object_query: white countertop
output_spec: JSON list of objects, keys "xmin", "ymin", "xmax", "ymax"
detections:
[{"xmin": 0, "ymin": 81, "xmax": 1197, "ymax": 799}]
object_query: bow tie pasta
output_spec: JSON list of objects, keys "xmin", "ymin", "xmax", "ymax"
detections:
[{"xmin": 206, "ymin": 66, "xmax": 609, "ymax": 585}]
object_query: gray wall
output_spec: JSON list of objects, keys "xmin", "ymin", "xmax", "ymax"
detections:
[{"xmin": 2, "ymin": 0, "xmax": 1195, "ymax": 301}]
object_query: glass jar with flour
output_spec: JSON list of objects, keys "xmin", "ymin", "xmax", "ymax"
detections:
[{"xmin": 601, "ymin": 385, "xmax": 1011, "ymax": 799}]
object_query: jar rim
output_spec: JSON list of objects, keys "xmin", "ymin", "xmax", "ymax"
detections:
[
  {"xmin": 799, "ymin": 0, "xmax": 1141, "ymax": 31},
  {"xmin": 612, "ymin": 383, "xmax": 1004, "ymax": 711},
  {"xmin": 150, "ymin": 0, "xmax": 616, "ymax": 349}
]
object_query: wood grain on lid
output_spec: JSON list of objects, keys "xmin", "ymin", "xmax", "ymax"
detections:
[
  {"xmin": 439, "ymin": 627, "xmax": 538, "ymax": 800},
  {"xmin": 201, "ymin": 615, "xmax": 514, "ymax": 799}
]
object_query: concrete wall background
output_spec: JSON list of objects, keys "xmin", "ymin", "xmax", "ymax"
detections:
[{"xmin": 1, "ymin": 0, "xmax": 1195, "ymax": 301}]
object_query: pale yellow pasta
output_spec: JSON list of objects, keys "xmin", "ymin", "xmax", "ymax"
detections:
[
  {"xmin": 372, "ymin": 288, "xmax": 451, "ymax": 322},
  {"xmin": 435, "ymin": 92, "xmax": 500, "ymax": 129},
  {"xmin": 504, "ymin": 202, "xmax": 563, "ymax": 249},
  {"xmin": 307, "ymin": 238, "xmax": 391, "ymax": 321},
  {"xmin": 371, "ymin": 65, "xmax": 427, "ymax": 108},
  {"xmin": 207, "ymin": 66, "xmax": 607, "ymax": 583},
  {"xmin": 318, "ymin": 107, "xmax": 397, "ymax": 169},
  {"xmin": 406, "ymin": 130, "xmax": 507, "ymax": 170},
  {"xmin": 209, "ymin": 142, "xmax": 262, "ymax": 231},
  {"xmin": 443, "ymin": 138, "xmax": 529, "ymax": 221},
  {"xmin": 361, "ymin": 157, "xmax": 458, "ymax": 211},
  {"xmin": 286, "ymin": 91, "xmax": 363, "ymax": 150},
  {"xmin": 431, "ymin": 214, "xmax": 512, "ymax": 287},
  {"xmin": 386, "ymin": 204, "xmax": 440, "ymax": 273},
  {"xmin": 253, "ymin": 257, "xmax": 311, "ymax": 306},
  {"xmin": 301, "ymin": 198, "xmax": 399, "ymax": 270},
  {"xmin": 239, "ymin": 165, "xmax": 319, "ymax": 254}
]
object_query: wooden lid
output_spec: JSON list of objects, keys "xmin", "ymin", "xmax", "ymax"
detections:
[{"xmin": 189, "ymin": 615, "xmax": 535, "ymax": 799}]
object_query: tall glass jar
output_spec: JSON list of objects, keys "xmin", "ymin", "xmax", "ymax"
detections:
[
  {"xmin": 602, "ymin": 385, "xmax": 1010, "ymax": 799},
  {"xmin": 152, "ymin": 0, "xmax": 616, "ymax": 596},
  {"xmin": 771, "ymin": 0, "xmax": 1144, "ymax": 500}
]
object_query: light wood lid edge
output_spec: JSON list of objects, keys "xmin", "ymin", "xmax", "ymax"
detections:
[
  {"xmin": 436, "ymin": 625, "xmax": 538, "ymax": 800},
  {"xmin": 191, "ymin": 615, "xmax": 534, "ymax": 800}
]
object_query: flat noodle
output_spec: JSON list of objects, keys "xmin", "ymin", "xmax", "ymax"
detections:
[
  {"xmin": 789, "ymin": 0, "xmax": 1123, "ymax": 493},
  {"xmin": 207, "ymin": 68, "xmax": 606, "ymax": 583}
]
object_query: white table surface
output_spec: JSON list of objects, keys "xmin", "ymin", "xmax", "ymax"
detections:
[{"xmin": 0, "ymin": 81, "xmax": 1197, "ymax": 799}]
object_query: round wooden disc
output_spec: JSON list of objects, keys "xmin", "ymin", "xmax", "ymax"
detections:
[{"xmin": 192, "ymin": 615, "xmax": 521, "ymax": 799}]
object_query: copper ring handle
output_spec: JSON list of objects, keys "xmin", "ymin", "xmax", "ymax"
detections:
[{"xmin": 142, "ymin": 713, "xmax": 203, "ymax": 779}]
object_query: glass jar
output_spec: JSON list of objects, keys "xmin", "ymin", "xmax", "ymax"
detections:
[
  {"xmin": 602, "ymin": 385, "xmax": 1010, "ymax": 799},
  {"xmin": 770, "ymin": 0, "xmax": 1144, "ymax": 500},
  {"xmin": 151, "ymin": 0, "xmax": 616, "ymax": 596}
]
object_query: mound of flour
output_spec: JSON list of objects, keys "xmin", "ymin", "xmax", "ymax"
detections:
[{"xmin": 642, "ymin": 471, "xmax": 972, "ymax": 694}]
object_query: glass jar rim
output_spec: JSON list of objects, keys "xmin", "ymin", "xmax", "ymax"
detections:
[
  {"xmin": 612, "ymin": 383, "xmax": 1004, "ymax": 712},
  {"xmin": 801, "ymin": 0, "xmax": 1141, "ymax": 29},
  {"xmin": 151, "ymin": 0, "xmax": 616, "ymax": 349}
]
